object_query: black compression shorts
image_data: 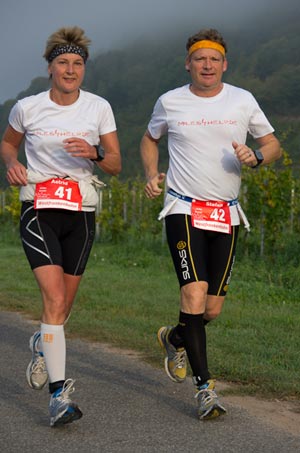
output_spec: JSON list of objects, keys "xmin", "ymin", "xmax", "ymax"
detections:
[
  {"xmin": 165, "ymin": 214, "xmax": 239, "ymax": 296},
  {"xmin": 20, "ymin": 202, "xmax": 95, "ymax": 275}
]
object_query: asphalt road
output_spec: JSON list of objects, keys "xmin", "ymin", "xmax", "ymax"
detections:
[{"xmin": 1, "ymin": 311, "xmax": 299, "ymax": 453}]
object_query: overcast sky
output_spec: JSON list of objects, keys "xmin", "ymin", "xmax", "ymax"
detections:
[{"xmin": 0, "ymin": 0, "xmax": 299, "ymax": 103}]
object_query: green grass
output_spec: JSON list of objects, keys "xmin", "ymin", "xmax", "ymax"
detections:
[{"xmin": 1, "ymin": 238, "xmax": 299, "ymax": 400}]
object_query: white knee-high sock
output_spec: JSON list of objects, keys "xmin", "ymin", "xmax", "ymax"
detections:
[{"xmin": 41, "ymin": 323, "xmax": 66, "ymax": 383}]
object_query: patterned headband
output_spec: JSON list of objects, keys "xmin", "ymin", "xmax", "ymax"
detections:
[{"xmin": 47, "ymin": 44, "xmax": 88, "ymax": 63}]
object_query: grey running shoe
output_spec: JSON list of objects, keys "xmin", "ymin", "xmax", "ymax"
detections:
[
  {"xmin": 26, "ymin": 331, "xmax": 48, "ymax": 390},
  {"xmin": 49, "ymin": 379, "xmax": 82, "ymax": 427},
  {"xmin": 195, "ymin": 379, "xmax": 227, "ymax": 420},
  {"xmin": 157, "ymin": 326, "xmax": 187, "ymax": 383}
]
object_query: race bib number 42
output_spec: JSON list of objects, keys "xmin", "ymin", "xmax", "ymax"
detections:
[
  {"xmin": 191, "ymin": 200, "xmax": 231, "ymax": 234},
  {"xmin": 34, "ymin": 178, "xmax": 82, "ymax": 211}
]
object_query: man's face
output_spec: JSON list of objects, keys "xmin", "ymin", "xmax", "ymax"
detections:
[{"xmin": 185, "ymin": 47, "xmax": 227, "ymax": 96}]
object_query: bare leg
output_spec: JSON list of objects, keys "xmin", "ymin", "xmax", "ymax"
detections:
[
  {"xmin": 33, "ymin": 265, "xmax": 82, "ymax": 324},
  {"xmin": 204, "ymin": 294, "xmax": 226, "ymax": 321}
]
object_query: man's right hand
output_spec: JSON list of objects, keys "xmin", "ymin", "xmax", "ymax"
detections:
[{"xmin": 144, "ymin": 172, "xmax": 166, "ymax": 199}]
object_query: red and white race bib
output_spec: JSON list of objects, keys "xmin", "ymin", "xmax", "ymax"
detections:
[
  {"xmin": 191, "ymin": 199, "xmax": 231, "ymax": 234},
  {"xmin": 34, "ymin": 178, "xmax": 82, "ymax": 211}
]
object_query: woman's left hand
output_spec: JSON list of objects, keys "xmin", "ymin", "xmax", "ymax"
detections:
[{"xmin": 63, "ymin": 138, "xmax": 97, "ymax": 160}]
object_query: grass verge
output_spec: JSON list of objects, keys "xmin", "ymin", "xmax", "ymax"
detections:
[{"xmin": 1, "ymin": 239, "xmax": 299, "ymax": 399}]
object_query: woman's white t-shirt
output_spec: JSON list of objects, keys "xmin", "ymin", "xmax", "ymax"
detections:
[{"xmin": 9, "ymin": 89, "xmax": 117, "ymax": 181}]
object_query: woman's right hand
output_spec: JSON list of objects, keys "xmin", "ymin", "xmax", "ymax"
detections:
[{"xmin": 6, "ymin": 160, "xmax": 27, "ymax": 186}]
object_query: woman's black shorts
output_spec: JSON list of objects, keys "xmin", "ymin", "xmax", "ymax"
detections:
[{"xmin": 20, "ymin": 202, "xmax": 95, "ymax": 275}]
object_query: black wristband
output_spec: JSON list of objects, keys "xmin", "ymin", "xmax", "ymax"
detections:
[
  {"xmin": 90, "ymin": 145, "xmax": 104, "ymax": 162},
  {"xmin": 251, "ymin": 149, "xmax": 264, "ymax": 168}
]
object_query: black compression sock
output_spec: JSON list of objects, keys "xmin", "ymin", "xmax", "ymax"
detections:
[
  {"xmin": 177, "ymin": 311, "xmax": 210, "ymax": 384},
  {"xmin": 169, "ymin": 314, "xmax": 210, "ymax": 347},
  {"xmin": 169, "ymin": 325, "xmax": 185, "ymax": 348},
  {"xmin": 49, "ymin": 380, "xmax": 65, "ymax": 394}
]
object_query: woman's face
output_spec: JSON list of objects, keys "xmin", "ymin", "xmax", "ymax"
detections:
[{"xmin": 48, "ymin": 53, "xmax": 85, "ymax": 95}]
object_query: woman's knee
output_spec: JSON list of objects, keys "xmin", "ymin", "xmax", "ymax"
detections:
[{"xmin": 42, "ymin": 297, "xmax": 68, "ymax": 324}]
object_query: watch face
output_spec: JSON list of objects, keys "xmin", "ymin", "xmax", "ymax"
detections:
[
  {"xmin": 255, "ymin": 150, "xmax": 264, "ymax": 162},
  {"xmin": 252, "ymin": 149, "xmax": 264, "ymax": 168},
  {"xmin": 95, "ymin": 145, "xmax": 104, "ymax": 161}
]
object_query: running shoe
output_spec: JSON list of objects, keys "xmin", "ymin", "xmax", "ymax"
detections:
[
  {"xmin": 26, "ymin": 331, "xmax": 48, "ymax": 390},
  {"xmin": 195, "ymin": 379, "xmax": 227, "ymax": 420},
  {"xmin": 157, "ymin": 326, "xmax": 187, "ymax": 383},
  {"xmin": 49, "ymin": 379, "xmax": 82, "ymax": 427}
]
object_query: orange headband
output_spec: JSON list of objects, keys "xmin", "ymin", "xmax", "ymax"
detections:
[{"xmin": 188, "ymin": 40, "xmax": 226, "ymax": 57}]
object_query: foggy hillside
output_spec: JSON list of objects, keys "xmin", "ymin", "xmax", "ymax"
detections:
[{"xmin": 0, "ymin": 5, "xmax": 299, "ymax": 184}]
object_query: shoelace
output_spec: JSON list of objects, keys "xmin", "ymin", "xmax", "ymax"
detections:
[
  {"xmin": 174, "ymin": 349, "xmax": 186, "ymax": 368},
  {"xmin": 56, "ymin": 379, "xmax": 76, "ymax": 402},
  {"xmin": 195, "ymin": 388, "xmax": 218, "ymax": 406},
  {"xmin": 32, "ymin": 354, "xmax": 47, "ymax": 373}
]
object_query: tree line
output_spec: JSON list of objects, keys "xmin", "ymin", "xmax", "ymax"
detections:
[
  {"xmin": 1, "ymin": 152, "xmax": 299, "ymax": 263},
  {"xmin": 0, "ymin": 16, "xmax": 300, "ymax": 186}
]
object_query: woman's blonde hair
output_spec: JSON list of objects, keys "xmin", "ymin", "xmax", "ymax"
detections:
[{"xmin": 43, "ymin": 26, "xmax": 91, "ymax": 62}]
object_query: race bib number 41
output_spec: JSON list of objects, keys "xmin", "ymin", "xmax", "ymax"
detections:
[
  {"xmin": 191, "ymin": 200, "xmax": 231, "ymax": 234},
  {"xmin": 34, "ymin": 178, "xmax": 82, "ymax": 211}
]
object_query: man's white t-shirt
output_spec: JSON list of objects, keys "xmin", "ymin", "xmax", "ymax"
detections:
[
  {"xmin": 9, "ymin": 89, "xmax": 117, "ymax": 181},
  {"xmin": 148, "ymin": 83, "xmax": 274, "ymax": 224}
]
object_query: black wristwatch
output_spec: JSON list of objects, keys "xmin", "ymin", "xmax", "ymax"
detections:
[
  {"xmin": 251, "ymin": 149, "xmax": 264, "ymax": 168},
  {"xmin": 91, "ymin": 145, "xmax": 104, "ymax": 162}
]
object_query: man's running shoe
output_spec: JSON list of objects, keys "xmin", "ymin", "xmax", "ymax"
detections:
[
  {"xmin": 157, "ymin": 326, "xmax": 187, "ymax": 383},
  {"xmin": 195, "ymin": 379, "xmax": 227, "ymax": 420},
  {"xmin": 49, "ymin": 379, "xmax": 82, "ymax": 427},
  {"xmin": 26, "ymin": 331, "xmax": 48, "ymax": 390}
]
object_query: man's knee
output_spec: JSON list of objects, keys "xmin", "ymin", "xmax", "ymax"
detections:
[
  {"xmin": 180, "ymin": 281, "xmax": 208, "ymax": 313},
  {"xmin": 204, "ymin": 296, "xmax": 225, "ymax": 320},
  {"xmin": 204, "ymin": 308, "xmax": 221, "ymax": 321}
]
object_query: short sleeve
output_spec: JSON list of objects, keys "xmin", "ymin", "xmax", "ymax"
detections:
[{"xmin": 147, "ymin": 98, "xmax": 168, "ymax": 140}]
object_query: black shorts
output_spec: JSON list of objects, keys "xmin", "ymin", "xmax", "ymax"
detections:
[
  {"xmin": 165, "ymin": 214, "xmax": 239, "ymax": 296},
  {"xmin": 20, "ymin": 202, "xmax": 95, "ymax": 275}
]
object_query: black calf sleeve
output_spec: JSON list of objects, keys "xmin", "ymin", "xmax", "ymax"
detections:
[
  {"xmin": 177, "ymin": 311, "xmax": 210, "ymax": 385},
  {"xmin": 169, "ymin": 324, "xmax": 185, "ymax": 348}
]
